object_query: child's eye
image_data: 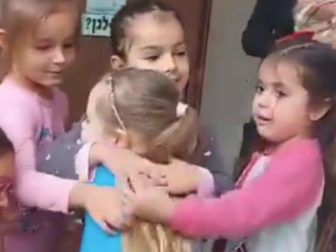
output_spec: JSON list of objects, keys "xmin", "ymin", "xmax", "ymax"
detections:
[
  {"xmin": 35, "ymin": 45, "xmax": 51, "ymax": 51},
  {"xmin": 63, "ymin": 42, "xmax": 75, "ymax": 49},
  {"xmin": 275, "ymin": 89, "xmax": 287, "ymax": 98},
  {"xmin": 175, "ymin": 50, "xmax": 187, "ymax": 57},
  {"xmin": 255, "ymin": 84, "xmax": 264, "ymax": 93},
  {"xmin": 144, "ymin": 55, "xmax": 160, "ymax": 61}
]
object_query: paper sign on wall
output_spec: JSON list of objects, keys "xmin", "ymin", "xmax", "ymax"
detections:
[
  {"xmin": 82, "ymin": 0, "xmax": 126, "ymax": 37},
  {"xmin": 82, "ymin": 13, "xmax": 113, "ymax": 37},
  {"xmin": 86, "ymin": 0, "xmax": 126, "ymax": 14}
]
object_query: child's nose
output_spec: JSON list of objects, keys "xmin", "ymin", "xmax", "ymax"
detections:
[
  {"xmin": 258, "ymin": 93, "xmax": 271, "ymax": 108},
  {"xmin": 53, "ymin": 47, "xmax": 66, "ymax": 64},
  {"xmin": 258, "ymin": 91, "xmax": 277, "ymax": 109},
  {"xmin": 163, "ymin": 54, "xmax": 177, "ymax": 73}
]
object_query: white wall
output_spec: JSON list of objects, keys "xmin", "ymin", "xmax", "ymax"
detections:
[{"xmin": 201, "ymin": 0, "xmax": 259, "ymax": 172}]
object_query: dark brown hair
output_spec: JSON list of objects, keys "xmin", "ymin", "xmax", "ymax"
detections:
[{"xmin": 110, "ymin": 0, "xmax": 182, "ymax": 59}]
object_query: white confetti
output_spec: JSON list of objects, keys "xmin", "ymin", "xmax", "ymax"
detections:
[{"xmin": 204, "ymin": 151, "xmax": 212, "ymax": 157}]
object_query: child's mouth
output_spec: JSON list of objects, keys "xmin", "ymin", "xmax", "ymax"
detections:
[{"xmin": 256, "ymin": 114, "xmax": 272, "ymax": 125}]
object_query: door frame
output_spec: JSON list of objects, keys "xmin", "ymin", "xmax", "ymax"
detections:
[{"xmin": 185, "ymin": 0, "xmax": 212, "ymax": 112}]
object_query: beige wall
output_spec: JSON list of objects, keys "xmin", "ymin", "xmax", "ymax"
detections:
[{"xmin": 201, "ymin": 0, "xmax": 259, "ymax": 171}]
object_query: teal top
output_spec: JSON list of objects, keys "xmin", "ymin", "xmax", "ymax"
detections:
[{"xmin": 80, "ymin": 165, "xmax": 122, "ymax": 252}]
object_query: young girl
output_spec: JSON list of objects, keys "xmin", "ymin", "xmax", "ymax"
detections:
[
  {"xmin": 80, "ymin": 68, "xmax": 207, "ymax": 252},
  {"xmin": 0, "ymin": 0, "xmax": 148, "ymax": 251},
  {"xmin": 124, "ymin": 40, "xmax": 336, "ymax": 252},
  {"xmin": 38, "ymin": 0, "xmax": 232, "ymax": 200}
]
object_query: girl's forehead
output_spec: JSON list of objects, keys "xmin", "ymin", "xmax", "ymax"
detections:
[
  {"xmin": 33, "ymin": 10, "xmax": 77, "ymax": 40},
  {"xmin": 259, "ymin": 59, "xmax": 303, "ymax": 88},
  {"xmin": 125, "ymin": 12, "xmax": 185, "ymax": 47}
]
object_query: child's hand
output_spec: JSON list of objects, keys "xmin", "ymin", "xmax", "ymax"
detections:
[
  {"xmin": 157, "ymin": 159, "xmax": 203, "ymax": 195},
  {"xmin": 70, "ymin": 183, "xmax": 132, "ymax": 234},
  {"xmin": 317, "ymin": 2, "xmax": 336, "ymax": 19},
  {"xmin": 90, "ymin": 143, "xmax": 165, "ymax": 184},
  {"xmin": 85, "ymin": 185, "xmax": 133, "ymax": 233},
  {"xmin": 123, "ymin": 179, "xmax": 175, "ymax": 224}
]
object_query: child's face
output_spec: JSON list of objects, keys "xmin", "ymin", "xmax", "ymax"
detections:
[
  {"xmin": 81, "ymin": 83, "xmax": 107, "ymax": 143},
  {"xmin": 11, "ymin": 7, "xmax": 77, "ymax": 87},
  {"xmin": 252, "ymin": 59, "xmax": 313, "ymax": 143},
  {"xmin": 113, "ymin": 13, "xmax": 190, "ymax": 93},
  {"xmin": 0, "ymin": 153, "xmax": 16, "ymax": 220}
]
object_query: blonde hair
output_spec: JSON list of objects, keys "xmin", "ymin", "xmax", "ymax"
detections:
[
  {"xmin": 0, "ymin": 0, "xmax": 79, "ymax": 67},
  {"xmin": 294, "ymin": 0, "xmax": 336, "ymax": 44},
  {"xmin": 87, "ymin": 68, "xmax": 200, "ymax": 252}
]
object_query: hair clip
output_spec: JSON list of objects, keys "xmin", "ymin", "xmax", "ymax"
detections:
[
  {"xmin": 276, "ymin": 31, "xmax": 315, "ymax": 44},
  {"xmin": 176, "ymin": 102, "xmax": 188, "ymax": 118},
  {"xmin": 107, "ymin": 74, "xmax": 127, "ymax": 131}
]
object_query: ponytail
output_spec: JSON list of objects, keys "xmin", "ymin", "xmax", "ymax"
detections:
[
  {"xmin": 122, "ymin": 105, "xmax": 197, "ymax": 252},
  {"xmin": 149, "ymin": 105, "xmax": 201, "ymax": 164}
]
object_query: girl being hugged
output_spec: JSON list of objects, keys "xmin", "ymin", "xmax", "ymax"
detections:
[
  {"xmin": 80, "ymin": 68, "xmax": 201, "ymax": 252},
  {"xmin": 126, "ymin": 39, "xmax": 336, "ymax": 252}
]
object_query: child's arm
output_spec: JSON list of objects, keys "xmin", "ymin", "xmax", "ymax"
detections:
[
  {"xmin": 126, "ymin": 139, "xmax": 323, "ymax": 239},
  {"xmin": 0, "ymin": 101, "xmax": 131, "ymax": 236},
  {"xmin": 0, "ymin": 108, "xmax": 76, "ymax": 212},
  {"xmin": 169, "ymin": 139, "xmax": 323, "ymax": 238},
  {"xmin": 0, "ymin": 106, "xmax": 103, "ymax": 212}
]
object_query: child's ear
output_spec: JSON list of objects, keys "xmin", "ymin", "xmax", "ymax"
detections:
[
  {"xmin": 114, "ymin": 129, "xmax": 130, "ymax": 148},
  {"xmin": 309, "ymin": 101, "xmax": 331, "ymax": 121},
  {"xmin": 110, "ymin": 55, "xmax": 125, "ymax": 70}
]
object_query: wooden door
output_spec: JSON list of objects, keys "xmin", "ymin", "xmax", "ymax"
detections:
[{"xmin": 62, "ymin": 0, "xmax": 212, "ymax": 123}]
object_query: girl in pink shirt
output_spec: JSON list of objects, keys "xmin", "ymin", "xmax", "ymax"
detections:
[
  {"xmin": 0, "ymin": 0, "xmax": 159, "ymax": 251},
  {"xmin": 124, "ymin": 39, "xmax": 336, "ymax": 252}
]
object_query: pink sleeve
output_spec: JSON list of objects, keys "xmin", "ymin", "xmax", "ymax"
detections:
[
  {"xmin": 0, "ymin": 106, "xmax": 76, "ymax": 213},
  {"xmin": 170, "ymin": 139, "xmax": 323, "ymax": 239}
]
